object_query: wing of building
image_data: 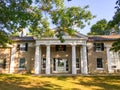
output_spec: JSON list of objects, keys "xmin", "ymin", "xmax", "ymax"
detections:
[{"xmin": 0, "ymin": 32, "xmax": 120, "ymax": 75}]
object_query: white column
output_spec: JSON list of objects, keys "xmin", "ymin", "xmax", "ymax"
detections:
[
  {"xmin": 34, "ymin": 45, "xmax": 41, "ymax": 74},
  {"xmin": 72, "ymin": 45, "xmax": 76, "ymax": 74},
  {"xmin": 81, "ymin": 45, "xmax": 88, "ymax": 74},
  {"xmin": 46, "ymin": 44, "xmax": 50, "ymax": 74},
  {"xmin": 10, "ymin": 46, "xmax": 16, "ymax": 74},
  {"xmin": 106, "ymin": 47, "xmax": 113, "ymax": 73}
]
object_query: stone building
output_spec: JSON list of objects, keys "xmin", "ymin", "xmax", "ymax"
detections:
[{"xmin": 0, "ymin": 32, "xmax": 120, "ymax": 74}]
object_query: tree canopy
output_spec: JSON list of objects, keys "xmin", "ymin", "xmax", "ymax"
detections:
[
  {"xmin": 110, "ymin": 0, "xmax": 120, "ymax": 52},
  {"xmin": 0, "ymin": 0, "xmax": 94, "ymax": 45},
  {"xmin": 88, "ymin": 19, "xmax": 110, "ymax": 35}
]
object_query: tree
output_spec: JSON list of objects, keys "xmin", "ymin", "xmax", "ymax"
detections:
[
  {"xmin": 0, "ymin": 0, "xmax": 42, "ymax": 46},
  {"xmin": 109, "ymin": 0, "xmax": 120, "ymax": 28},
  {"xmin": 88, "ymin": 19, "xmax": 110, "ymax": 35},
  {"xmin": 110, "ymin": 0, "xmax": 120, "ymax": 52},
  {"xmin": 0, "ymin": 0, "xmax": 94, "ymax": 45}
]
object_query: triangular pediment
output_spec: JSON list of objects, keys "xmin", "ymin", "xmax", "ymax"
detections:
[{"xmin": 54, "ymin": 30, "xmax": 88, "ymax": 39}]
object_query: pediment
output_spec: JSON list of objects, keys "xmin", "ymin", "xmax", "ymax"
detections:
[{"xmin": 54, "ymin": 31, "xmax": 88, "ymax": 39}]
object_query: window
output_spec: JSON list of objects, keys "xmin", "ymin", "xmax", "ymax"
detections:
[
  {"xmin": 58, "ymin": 59, "xmax": 64, "ymax": 67},
  {"xmin": 111, "ymin": 52, "xmax": 120, "ymax": 69},
  {"xmin": 56, "ymin": 45, "xmax": 66, "ymax": 51},
  {"xmin": 42, "ymin": 58, "xmax": 46, "ymax": 69},
  {"xmin": 17, "ymin": 43, "xmax": 28, "ymax": 51},
  {"xmin": 94, "ymin": 43, "xmax": 104, "ymax": 52},
  {"xmin": 19, "ymin": 58, "xmax": 25, "ymax": 69},
  {"xmin": 97, "ymin": 58, "xmax": 103, "ymax": 68},
  {"xmin": 0, "ymin": 58, "xmax": 6, "ymax": 69},
  {"xmin": 76, "ymin": 58, "xmax": 80, "ymax": 68}
]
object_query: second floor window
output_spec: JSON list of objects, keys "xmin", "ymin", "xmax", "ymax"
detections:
[
  {"xmin": 17, "ymin": 43, "xmax": 28, "ymax": 51},
  {"xmin": 94, "ymin": 43, "xmax": 104, "ymax": 52},
  {"xmin": 56, "ymin": 45, "xmax": 66, "ymax": 52}
]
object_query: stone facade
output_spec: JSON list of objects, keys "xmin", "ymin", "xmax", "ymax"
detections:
[{"xmin": 0, "ymin": 34, "xmax": 120, "ymax": 75}]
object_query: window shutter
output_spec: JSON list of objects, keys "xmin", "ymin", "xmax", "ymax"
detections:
[
  {"xmin": 17, "ymin": 44, "xmax": 20, "ymax": 50},
  {"xmin": 63, "ymin": 45, "xmax": 66, "ymax": 51},
  {"xmin": 101, "ymin": 43, "xmax": 104, "ymax": 51},
  {"xmin": 25, "ymin": 43, "xmax": 28, "ymax": 51},
  {"xmin": 93, "ymin": 43, "xmax": 96, "ymax": 51},
  {"xmin": 56, "ymin": 45, "xmax": 58, "ymax": 51}
]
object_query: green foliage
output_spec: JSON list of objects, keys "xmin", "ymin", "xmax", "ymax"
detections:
[
  {"xmin": 108, "ymin": 0, "xmax": 120, "ymax": 29},
  {"xmin": 0, "ymin": 0, "xmax": 94, "ymax": 45},
  {"xmin": 0, "ymin": 30, "xmax": 11, "ymax": 47},
  {"xmin": 51, "ymin": 6, "xmax": 94, "ymax": 39},
  {"xmin": 110, "ymin": 39, "xmax": 120, "ymax": 52},
  {"xmin": 110, "ymin": 0, "xmax": 120, "ymax": 52},
  {"xmin": 88, "ymin": 19, "xmax": 111, "ymax": 35}
]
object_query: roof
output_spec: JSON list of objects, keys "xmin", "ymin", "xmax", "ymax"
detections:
[
  {"xmin": 88, "ymin": 35, "xmax": 120, "ymax": 41},
  {"xmin": 10, "ymin": 35, "xmax": 120, "ymax": 42},
  {"xmin": 10, "ymin": 36, "xmax": 35, "ymax": 41}
]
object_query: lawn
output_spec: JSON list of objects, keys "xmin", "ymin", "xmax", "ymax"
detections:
[{"xmin": 0, "ymin": 74, "xmax": 120, "ymax": 90}]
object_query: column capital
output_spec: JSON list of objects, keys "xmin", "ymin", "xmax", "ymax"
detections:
[
  {"xmin": 35, "ymin": 44, "xmax": 40, "ymax": 46},
  {"xmin": 72, "ymin": 43, "xmax": 77, "ymax": 46},
  {"xmin": 46, "ymin": 43, "xmax": 51, "ymax": 46}
]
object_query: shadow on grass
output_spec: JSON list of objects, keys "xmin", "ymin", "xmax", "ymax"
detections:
[
  {"xmin": 0, "ymin": 74, "xmax": 120, "ymax": 90},
  {"xmin": 0, "ymin": 74, "xmax": 62, "ymax": 90},
  {"xmin": 76, "ymin": 76, "xmax": 120, "ymax": 90},
  {"xmin": 0, "ymin": 81, "xmax": 62, "ymax": 90}
]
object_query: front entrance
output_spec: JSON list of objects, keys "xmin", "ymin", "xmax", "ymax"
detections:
[{"xmin": 53, "ymin": 58, "xmax": 69, "ymax": 73}]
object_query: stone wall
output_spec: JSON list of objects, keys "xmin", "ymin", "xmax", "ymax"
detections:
[
  {"xmin": 0, "ymin": 48, "xmax": 11, "ymax": 73},
  {"xmin": 87, "ymin": 41, "xmax": 113, "ymax": 74}
]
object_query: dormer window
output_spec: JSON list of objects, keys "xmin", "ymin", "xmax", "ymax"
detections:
[
  {"xmin": 56, "ymin": 45, "xmax": 66, "ymax": 52},
  {"xmin": 94, "ymin": 43, "xmax": 104, "ymax": 52}
]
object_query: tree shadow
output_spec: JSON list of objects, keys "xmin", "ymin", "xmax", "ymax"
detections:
[
  {"xmin": 0, "ymin": 74, "xmax": 120, "ymax": 90},
  {"xmin": 75, "ymin": 76, "xmax": 120, "ymax": 90},
  {"xmin": 0, "ymin": 74, "xmax": 62, "ymax": 90}
]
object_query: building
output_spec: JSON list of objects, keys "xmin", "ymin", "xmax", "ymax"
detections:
[{"xmin": 0, "ymin": 32, "xmax": 120, "ymax": 74}]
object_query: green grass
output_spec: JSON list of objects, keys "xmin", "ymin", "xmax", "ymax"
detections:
[{"xmin": 0, "ymin": 74, "xmax": 120, "ymax": 90}]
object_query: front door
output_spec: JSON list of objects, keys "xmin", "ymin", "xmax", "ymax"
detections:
[{"xmin": 53, "ymin": 58, "xmax": 68, "ymax": 73}]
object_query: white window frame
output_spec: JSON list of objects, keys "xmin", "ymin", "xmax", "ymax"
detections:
[
  {"xmin": 96, "ymin": 58, "xmax": 103, "ymax": 69},
  {"xmin": 95, "ymin": 43, "xmax": 103, "ymax": 52},
  {"xmin": 19, "ymin": 58, "xmax": 26, "ymax": 70},
  {"xmin": 20, "ymin": 43, "xmax": 26, "ymax": 52}
]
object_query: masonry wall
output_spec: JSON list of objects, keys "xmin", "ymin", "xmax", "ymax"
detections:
[
  {"xmin": 87, "ymin": 41, "xmax": 114, "ymax": 74},
  {"xmin": 11, "ymin": 42, "xmax": 35, "ymax": 74},
  {"xmin": 0, "ymin": 48, "xmax": 11, "ymax": 73}
]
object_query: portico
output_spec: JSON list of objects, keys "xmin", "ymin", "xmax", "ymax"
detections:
[{"xmin": 34, "ymin": 34, "xmax": 88, "ymax": 75}]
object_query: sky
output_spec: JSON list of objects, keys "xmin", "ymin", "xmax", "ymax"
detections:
[{"xmin": 64, "ymin": 0, "xmax": 117, "ymax": 35}]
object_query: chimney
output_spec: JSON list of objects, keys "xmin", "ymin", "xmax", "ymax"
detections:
[
  {"xmin": 19, "ymin": 28, "xmax": 26, "ymax": 37},
  {"xmin": 109, "ymin": 29, "xmax": 118, "ymax": 35}
]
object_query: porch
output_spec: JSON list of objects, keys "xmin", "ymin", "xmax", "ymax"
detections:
[{"xmin": 34, "ymin": 37, "xmax": 88, "ymax": 75}]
